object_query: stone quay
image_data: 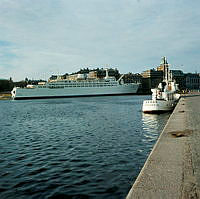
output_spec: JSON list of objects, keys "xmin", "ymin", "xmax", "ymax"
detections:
[{"xmin": 126, "ymin": 93, "xmax": 200, "ymax": 199}]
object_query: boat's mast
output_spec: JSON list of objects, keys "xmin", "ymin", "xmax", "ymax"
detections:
[{"xmin": 163, "ymin": 56, "xmax": 169, "ymax": 83}]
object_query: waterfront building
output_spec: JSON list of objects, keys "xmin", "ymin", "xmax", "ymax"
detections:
[
  {"xmin": 123, "ymin": 73, "xmax": 142, "ymax": 83},
  {"xmin": 88, "ymin": 71, "xmax": 98, "ymax": 79},
  {"xmin": 141, "ymin": 69, "xmax": 163, "ymax": 79},
  {"xmin": 65, "ymin": 74, "xmax": 79, "ymax": 81},
  {"xmin": 185, "ymin": 73, "xmax": 200, "ymax": 90},
  {"xmin": 141, "ymin": 69, "xmax": 163, "ymax": 93},
  {"xmin": 169, "ymin": 70, "xmax": 186, "ymax": 90}
]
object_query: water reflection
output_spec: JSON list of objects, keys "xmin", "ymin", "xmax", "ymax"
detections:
[{"xmin": 142, "ymin": 113, "xmax": 170, "ymax": 143}]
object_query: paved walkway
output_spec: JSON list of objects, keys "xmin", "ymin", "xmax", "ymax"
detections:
[{"xmin": 126, "ymin": 94, "xmax": 200, "ymax": 199}]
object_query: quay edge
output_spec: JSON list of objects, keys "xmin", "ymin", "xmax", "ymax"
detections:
[{"xmin": 126, "ymin": 93, "xmax": 200, "ymax": 199}]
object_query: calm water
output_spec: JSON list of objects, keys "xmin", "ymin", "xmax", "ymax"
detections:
[{"xmin": 0, "ymin": 95, "xmax": 170, "ymax": 199}]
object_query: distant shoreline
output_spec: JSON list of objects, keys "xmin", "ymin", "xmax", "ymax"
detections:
[{"xmin": 0, "ymin": 92, "xmax": 12, "ymax": 100}]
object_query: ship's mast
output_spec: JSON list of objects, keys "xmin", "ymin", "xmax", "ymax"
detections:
[{"xmin": 161, "ymin": 56, "xmax": 169, "ymax": 83}]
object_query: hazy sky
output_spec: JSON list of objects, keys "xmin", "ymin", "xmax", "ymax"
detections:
[{"xmin": 0, "ymin": 0, "xmax": 200, "ymax": 81}]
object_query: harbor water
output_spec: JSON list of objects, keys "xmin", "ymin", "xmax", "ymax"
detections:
[{"xmin": 0, "ymin": 96, "xmax": 170, "ymax": 199}]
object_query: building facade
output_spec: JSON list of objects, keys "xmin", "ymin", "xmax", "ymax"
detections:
[
  {"xmin": 169, "ymin": 70, "xmax": 186, "ymax": 90},
  {"xmin": 185, "ymin": 73, "xmax": 200, "ymax": 90},
  {"xmin": 141, "ymin": 69, "xmax": 163, "ymax": 93}
]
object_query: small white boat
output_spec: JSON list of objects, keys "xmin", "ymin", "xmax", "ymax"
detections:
[{"xmin": 142, "ymin": 57, "xmax": 180, "ymax": 113}]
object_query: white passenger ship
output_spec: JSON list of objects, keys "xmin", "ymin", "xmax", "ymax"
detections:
[
  {"xmin": 142, "ymin": 57, "xmax": 180, "ymax": 113},
  {"xmin": 11, "ymin": 69, "xmax": 140, "ymax": 100}
]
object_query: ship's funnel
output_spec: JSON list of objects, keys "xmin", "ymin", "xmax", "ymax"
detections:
[{"xmin": 105, "ymin": 68, "xmax": 109, "ymax": 79}]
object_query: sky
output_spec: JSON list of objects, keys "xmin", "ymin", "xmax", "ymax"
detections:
[{"xmin": 0, "ymin": 0, "xmax": 200, "ymax": 81}]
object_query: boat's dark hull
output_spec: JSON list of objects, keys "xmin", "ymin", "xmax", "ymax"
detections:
[
  {"xmin": 13, "ymin": 92, "xmax": 138, "ymax": 100},
  {"xmin": 143, "ymin": 109, "xmax": 174, "ymax": 114}
]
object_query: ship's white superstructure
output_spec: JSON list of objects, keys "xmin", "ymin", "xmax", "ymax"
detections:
[
  {"xmin": 142, "ymin": 57, "xmax": 180, "ymax": 113},
  {"xmin": 12, "ymin": 69, "xmax": 140, "ymax": 100}
]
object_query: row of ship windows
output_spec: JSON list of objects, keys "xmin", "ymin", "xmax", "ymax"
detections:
[
  {"xmin": 49, "ymin": 83, "xmax": 118, "ymax": 86},
  {"xmin": 38, "ymin": 84, "xmax": 118, "ymax": 88},
  {"xmin": 59, "ymin": 81, "xmax": 115, "ymax": 83},
  {"xmin": 145, "ymin": 103, "xmax": 173, "ymax": 107}
]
